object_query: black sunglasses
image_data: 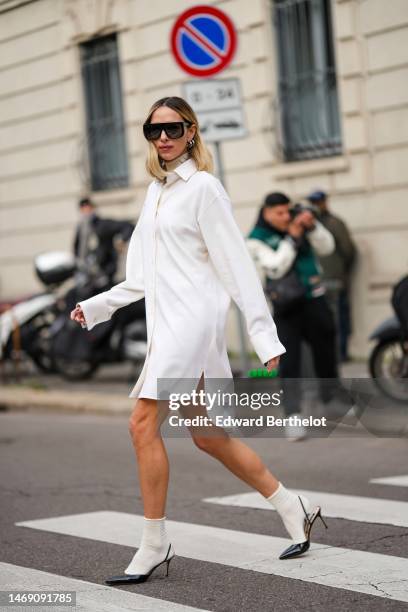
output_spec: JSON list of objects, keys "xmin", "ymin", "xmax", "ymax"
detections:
[{"xmin": 143, "ymin": 121, "xmax": 192, "ymax": 141}]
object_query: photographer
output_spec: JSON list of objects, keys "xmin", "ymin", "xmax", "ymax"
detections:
[{"xmin": 247, "ymin": 192, "xmax": 342, "ymax": 440}]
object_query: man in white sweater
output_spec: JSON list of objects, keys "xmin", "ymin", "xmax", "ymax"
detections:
[{"xmin": 246, "ymin": 192, "xmax": 350, "ymax": 440}]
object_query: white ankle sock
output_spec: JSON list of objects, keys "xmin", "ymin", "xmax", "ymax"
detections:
[
  {"xmin": 124, "ymin": 516, "xmax": 173, "ymax": 576},
  {"xmin": 266, "ymin": 482, "xmax": 311, "ymax": 544}
]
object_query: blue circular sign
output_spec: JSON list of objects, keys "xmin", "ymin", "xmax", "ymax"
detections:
[{"xmin": 171, "ymin": 6, "xmax": 237, "ymax": 77}]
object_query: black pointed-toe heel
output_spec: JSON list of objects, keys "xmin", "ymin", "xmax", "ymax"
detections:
[
  {"xmin": 105, "ymin": 543, "xmax": 174, "ymax": 585},
  {"xmin": 279, "ymin": 497, "xmax": 328, "ymax": 560}
]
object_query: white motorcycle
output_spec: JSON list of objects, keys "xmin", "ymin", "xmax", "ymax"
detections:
[
  {"xmin": 0, "ymin": 251, "xmax": 147, "ymax": 380},
  {"xmin": 0, "ymin": 252, "xmax": 75, "ymax": 373}
]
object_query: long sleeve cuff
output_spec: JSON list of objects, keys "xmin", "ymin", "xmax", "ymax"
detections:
[
  {"xmin": 250, "ymin": 329, "xmax": 286, "ymax": 364},
  {"xmin": 77, "ymin": 292, "xmax": 112, "ymax": 331}
]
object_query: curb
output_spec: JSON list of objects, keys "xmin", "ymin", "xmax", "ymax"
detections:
[{"xmin": 0, "ymin": 386, "xmax": 133, "ymax": 416}]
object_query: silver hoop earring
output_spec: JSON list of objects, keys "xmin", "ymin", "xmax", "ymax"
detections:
[{"xmin": 187, "ymin": 138, "xmax": 195, "ymax": 151}]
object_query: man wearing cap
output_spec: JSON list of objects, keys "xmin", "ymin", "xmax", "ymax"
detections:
[
  {"xmin": 307, "ymin": 190, "xmax": 356, "ymax": 362},
  {"xmin": 246, "ymin": 192, "xmax": 349, "ymax": 440}
]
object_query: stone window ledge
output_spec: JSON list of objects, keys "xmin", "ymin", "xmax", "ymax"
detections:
[{"xmin": 273, "ymin": 155, "xmax": 350, "ymax": 180}]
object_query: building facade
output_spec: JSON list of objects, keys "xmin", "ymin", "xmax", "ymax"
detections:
[{"xmin": 1, "ymin": 0, "xmax": 407, "ymax": 357}]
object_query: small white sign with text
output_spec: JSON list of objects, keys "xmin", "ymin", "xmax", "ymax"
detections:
[{"xmin": 183, "ymin": 78, "xmax": 247, "ymax": 142}]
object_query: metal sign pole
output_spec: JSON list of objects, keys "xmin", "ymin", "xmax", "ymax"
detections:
[{"xmin": 214, "ymin": 141, "xmax": 250, "ymax": 376}]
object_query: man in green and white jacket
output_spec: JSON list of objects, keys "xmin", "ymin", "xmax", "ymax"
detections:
[{"xmin": 246, "ymin": 192, "xmax": 348, "ymax": 440}]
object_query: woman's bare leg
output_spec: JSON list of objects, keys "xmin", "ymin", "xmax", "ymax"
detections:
[
  {"xmin": 193, "ymin": 429, "xmax": 279, "ymax": 497},
  {"xmin": 181, "ymin": 375, "xmax": 279, "ymax": 498},
  {"xmin": 128, "ymin": 398, "xmax": 170, "ymax": 518},
  {"xmin": 121, "ymin": 398, "xmax": 174, "ymax": 578}
]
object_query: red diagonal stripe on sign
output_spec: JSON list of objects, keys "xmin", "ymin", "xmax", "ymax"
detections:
[{"xmin": 181, "ymin": 19, "xmax": 226, "ymax": 62}]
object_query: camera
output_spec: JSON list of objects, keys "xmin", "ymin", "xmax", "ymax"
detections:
[{"xmin": 289, "ymin": 202, "xmax": 317, "ymax": 219}]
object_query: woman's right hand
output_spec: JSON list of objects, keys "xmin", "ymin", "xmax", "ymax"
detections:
[
  {"xmin": 265, "ymin": 356, "xmax": 280, "ymax": 372},
  {"xmin": 70, "ymin": 304, "xmax": 86, "ymax": 327}
]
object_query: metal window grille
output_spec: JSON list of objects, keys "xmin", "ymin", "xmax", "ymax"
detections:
[
  {"xmin": 80, "ymin": 34, "xmax": 129, "ymax": 191},
  {"xmin": 273, "ymin": 0, "xmax": 342, "ymax": 161}
]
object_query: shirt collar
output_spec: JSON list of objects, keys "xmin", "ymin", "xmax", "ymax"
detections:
[
  {"xmin": 173, "ymin": 157, "xmax": 198, "ymax": 182},
  {"xmin": 156, "ymin": 157, "xmax": 198, "ymax": 187}
]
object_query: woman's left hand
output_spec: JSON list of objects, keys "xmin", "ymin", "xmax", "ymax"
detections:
[{"xmin": 265, "ymin": 356, "xmax": 280, "ymax": 372}]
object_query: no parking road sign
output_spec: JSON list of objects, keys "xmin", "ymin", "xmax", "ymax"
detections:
[{"xmin": 171, "ymin": 5, "xmax": 237, "ymax": 77}]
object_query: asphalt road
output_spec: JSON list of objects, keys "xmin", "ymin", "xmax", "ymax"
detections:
[{"xmin": 1, "ymin": 409, "xmax": 407, "ymax": 611}]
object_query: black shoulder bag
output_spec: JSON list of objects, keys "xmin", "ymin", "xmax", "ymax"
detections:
[{"xmin": 265, "ymin": 266, "xmax": 306, "ymax": 316}]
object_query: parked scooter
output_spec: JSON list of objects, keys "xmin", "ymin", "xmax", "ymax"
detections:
[
  {"xmin": 0, "ymin": 252, "xmax": 75, "ymax": 373},
  {"xmin": 0, "ymin": 251, "xmax": 147, "ymax": 380},
  {"xmin": 369, "ymin": 275, "xmax": 408, "ymax": 402}
]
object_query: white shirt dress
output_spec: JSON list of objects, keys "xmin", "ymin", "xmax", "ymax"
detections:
[{"xmin": 78, "ymin": 158, "xmax": 286, "ymax": 400}]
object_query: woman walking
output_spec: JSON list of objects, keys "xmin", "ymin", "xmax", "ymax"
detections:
[{"xmin": 70, "ymin": 97, "xmax": 327, "ymax": 585}]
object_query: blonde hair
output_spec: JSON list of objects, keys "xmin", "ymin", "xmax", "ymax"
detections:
[{"xmin": 144, "ymin": 96, "xmax": 214, "ymax": 181}]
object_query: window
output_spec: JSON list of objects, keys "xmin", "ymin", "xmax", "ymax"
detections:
[
  {"xmin": 80, "ymin": 34, "xmax": 129, "ymax": 191},
  {"xmin": 273, "ymin": 0, "xmax": 342, "ymax": 162}
]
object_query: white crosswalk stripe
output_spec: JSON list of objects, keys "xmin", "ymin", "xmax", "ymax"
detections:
[
  {"xmin": 0, "ymin": 562, "xmax": 210, "ymax": 612},
  {"xmin": 203, "ymin": 489, "xmax": 408, "ymax": 527},
  {"xmin": 370, "ymin": 475, "xmax": 408, "ymax": 487},
  {"xmin": 16, "ymin": 511, "xmax": 408, "ymax": 604}
]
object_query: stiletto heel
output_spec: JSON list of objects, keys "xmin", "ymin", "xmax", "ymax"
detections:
[
  {"xmin": 318, "ymin": 511, "xmax": 328, "ymax": 530},
  {"xmin": 105, "ymin": 543, "xmax": 175, "ymax": 585},
  {"xmin": 304, "ymin": 507, "xmax": 328, "ymax": 539},
  {"xmin": 279, "ymin": 497, "xmax": 328, "ymax": 560}
]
